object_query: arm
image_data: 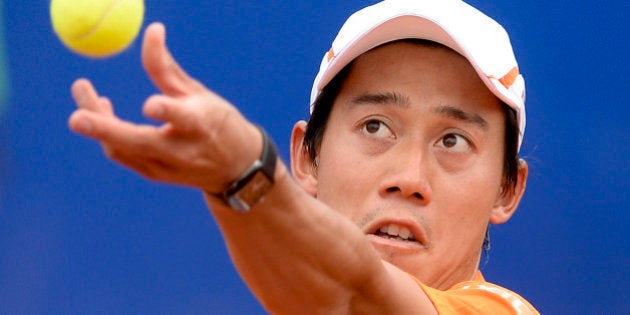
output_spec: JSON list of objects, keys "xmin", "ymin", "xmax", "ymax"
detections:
[
  {"xmin": 205, "ymin": 169, "xmax": 436, "ymax": 314},
  {"xmin": 68, "ymin": 22, "xmax": 436, "ymax": 315}
]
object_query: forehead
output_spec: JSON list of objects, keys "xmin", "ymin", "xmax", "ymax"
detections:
[
  {"xmin": 362, "ymin": 39, "xmax": 463, "ymax": 62},
  {"xmin": 350, "ymin": 40, "xmax": 479, "ymax": 87},
  {"xmin": 336, "ymin": 40, "xmax": 502, "ymax": 115}
]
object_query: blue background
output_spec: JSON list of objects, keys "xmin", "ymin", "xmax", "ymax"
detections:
[{"xmin": 0, "ymin": 0, "xmax": 628, "ymax": 314}]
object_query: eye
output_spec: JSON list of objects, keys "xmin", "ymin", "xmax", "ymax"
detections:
[
  {"xmin": 436, "ymin": 133, "xmax": 471, "ymax": 153},
  {"xmin": 361, "ymin": 119, "xmax": 393, "ymax": 139}
]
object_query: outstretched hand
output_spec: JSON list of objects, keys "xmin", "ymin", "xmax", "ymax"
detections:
[{"xmin": 68, "ymin": 22, "xmax": 262, "ymax": 194}]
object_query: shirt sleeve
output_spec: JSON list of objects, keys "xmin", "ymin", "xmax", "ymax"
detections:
[{"xmin": 410, "ymin": 274, "xmax": 540, "ymax": 315}]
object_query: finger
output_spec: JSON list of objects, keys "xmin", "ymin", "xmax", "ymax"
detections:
[
  {"xmin": 68, "ymin": 109, "xmax": 163, "ymax": 157},
  {"xmin": 141, "ymin": 22, "xmax": 205, "ymax": 97},
  {"xmin": 142, "ymin": 94, "xmax": 208, "ymax": 134},
  {"xmin": 98, "ymin": 96, "xmax": 114, "ymax": 115},
  {"xmin": 71, "ymin": 79, "xmax": 114, "ymax": 115}
]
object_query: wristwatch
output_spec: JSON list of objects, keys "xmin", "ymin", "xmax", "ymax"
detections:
[{"xmin": 220, "ymin": 126, "xmax": 277, "ymax": 212}]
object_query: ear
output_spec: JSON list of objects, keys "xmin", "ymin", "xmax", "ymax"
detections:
[
  {"xmin": 490, "ymin": 159, "xmax": 529, "ymax": 224},
  {"xmin": 290, "ymin": 120, "xmax": 318, "ymax": 197}
]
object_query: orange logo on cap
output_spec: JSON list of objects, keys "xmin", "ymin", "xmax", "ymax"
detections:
[
  {"xmin": 494, "ymin": 66, "xmax": 519, "ymax": 89},
  {"xmin": 326, "ymin": 48, "xmax": 335, "ymax": 62}
]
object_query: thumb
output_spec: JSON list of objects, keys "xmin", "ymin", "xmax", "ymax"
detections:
[{"xmin": 141, "ymin": 22, "xmax": 205, "ymax": 97}]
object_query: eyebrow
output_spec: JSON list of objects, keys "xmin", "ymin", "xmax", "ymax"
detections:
[
  {"xmin": 351, "ymin": 92, "xmax": 410, "ymax": 108},
  {"xmin": 433, "ymin": 105, "xmax": 488, "ymax": 130},
  {"xmin": 350, "ymin": 93, "xmax": 488, "ymax": 130}
]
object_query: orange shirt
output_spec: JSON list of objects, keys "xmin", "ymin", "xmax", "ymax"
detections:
[{"xmin": 412, "ymin": 271, "xmax": 540, "ymax": 314}]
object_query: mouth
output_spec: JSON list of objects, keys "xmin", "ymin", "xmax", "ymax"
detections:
[
  {"xmin": 374, "ymin": 223, "xmax": 416, "ymax": 242},
  {"xmin": 366, "ymin": 221, "xmax": 427, "ymax": 251}
]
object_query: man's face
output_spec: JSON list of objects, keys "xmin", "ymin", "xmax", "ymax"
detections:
[{"xmin": 310, "ymin": 42, "xmax": 513, "ymax": 289}]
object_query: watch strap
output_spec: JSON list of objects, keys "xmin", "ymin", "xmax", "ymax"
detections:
[{"xmin": 221, "ymin": 125, "xmax": 277, "ymax": 212}]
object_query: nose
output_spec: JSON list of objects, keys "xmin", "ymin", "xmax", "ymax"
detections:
[{"xmin": 380, "ymin": 147, "xmax": 432, "ymax": 204}]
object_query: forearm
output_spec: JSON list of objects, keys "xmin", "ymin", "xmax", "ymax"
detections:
[{"xmin": 204, "ymin": 161, "xmax": 392, "ymax": 313}]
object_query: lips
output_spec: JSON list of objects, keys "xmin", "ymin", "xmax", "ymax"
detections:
[
  {"xmin": 375, "ymin": 223, "xmax": 416, "ymax": 241},
  {"xmin": 366, "ymin": 220, "xmax": 427, "ymax": 250}
]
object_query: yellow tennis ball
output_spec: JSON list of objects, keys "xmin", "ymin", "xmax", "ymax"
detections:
[{"xmin": 50, "ymin": 0, "xmax": 144, "ymax": 58}]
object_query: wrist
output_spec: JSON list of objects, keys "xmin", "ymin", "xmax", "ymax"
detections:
[{"xmin": 214, "ymin": 125, "xmax": 278, "ymax": 212}]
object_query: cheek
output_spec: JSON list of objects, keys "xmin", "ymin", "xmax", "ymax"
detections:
[
  {"xmin": 315, "ymin": 139, "xmax": 374, "ymax": 216},
  {"xmin": 430, "ymin": 182, "xmax": 493, "ymax": 259},
  {"xmin": 440, "ymin": 168, "xmax": 502, "ymax": 217},
  {"xmin": 431, "ymin": 156, "xmax": 504, "ymax": 233},
  {"xmin": 444, "ymin": 142, "xmax": 505, "ymax": 199}
]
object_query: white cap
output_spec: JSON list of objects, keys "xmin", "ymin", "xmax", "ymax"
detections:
[{"xmin": 310, "ymin": 0, "xmax": 526, "ymax": 149}]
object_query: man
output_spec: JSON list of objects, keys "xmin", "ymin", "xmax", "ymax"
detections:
[{"xmin": 68, "ymin": 0, "xmax": 538, "ymax": 313}]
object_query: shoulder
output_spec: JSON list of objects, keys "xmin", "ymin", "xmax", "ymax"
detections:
[{"xmin": 410, "ymin": 272, "xmax": 540, "ymax": 315}]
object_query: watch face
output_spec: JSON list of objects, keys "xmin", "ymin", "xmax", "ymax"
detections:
[{"xmin": 230, "ymin": 170, "xmax": 274, "ymax": 212}]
